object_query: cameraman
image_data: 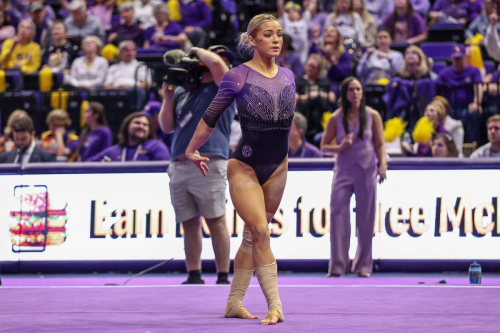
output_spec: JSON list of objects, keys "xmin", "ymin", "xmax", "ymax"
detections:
[{"xmin": 159, "ymin": 45, "xmax": 236, "ymax": 285}]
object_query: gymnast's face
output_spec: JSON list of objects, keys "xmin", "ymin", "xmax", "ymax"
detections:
[
  {"xmin": 346, "ymin": 80, "xmax": 363, "ymax": 106},
  {"xmin": 249, "ymin": 21, "xmax": 283, "ymax": 59}
]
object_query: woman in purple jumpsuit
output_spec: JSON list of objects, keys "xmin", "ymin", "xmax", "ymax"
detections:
[
  {"xmin": 321, "ymin": 77, "xmax": 387, "ymax": 277},
  {"xmin": 185, "ymin": 14, "xmax": 295, "ymax": 325}
]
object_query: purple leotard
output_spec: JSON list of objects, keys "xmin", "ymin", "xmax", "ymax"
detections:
[{"xmin": 203, "ymin": 64, "xmax": 296, "ymax": 185}]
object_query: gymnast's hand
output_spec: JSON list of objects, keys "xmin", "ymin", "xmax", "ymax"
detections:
[{"xmin": 186, "ymin": 150, "xmax": 210, "ymax": 176}]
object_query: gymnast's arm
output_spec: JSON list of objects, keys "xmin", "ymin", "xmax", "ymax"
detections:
[
  {"xmin": 185, "ymin": 70, "xmax": 240, "ymax": 175},
  {"xmin": 320, "ymin": 110, "xmax": 353, "ymax": 154},
  {"xmin": 372, "ymin": 109, "xmax": 388, "ymax": 183}
]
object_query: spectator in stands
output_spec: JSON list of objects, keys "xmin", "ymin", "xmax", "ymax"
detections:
[
  {"xmin": 43, "ymin": 21, "xmax": 79, "ymax": 73},
  {"xmin": 134, "ymin": 0, "xmax": 160, "ymax": 30},
  {"xmin": 143, "ymin": 3, "xmax": 186, "ymax": 50},
  {"xmin": 432, "ymin": 95, "xmax": 464, "ymax": 154},
  {"xmin": 396, "ymin": 45, "xmax": 433, "ymax": 80},
  {"xmin": 65, "ymin": 0, "xmax": 106, "ymax": 44},
  {"xmin": 276, "ymin": 33, "xmax": 304, "ymax": 76},
  {"xmin": 8, "ymin": 0, "xmax": 56, "ymax": 22},
  {"xmin": 141, "ymin": 100, "xmax": 172, "ymax": 148},
  {"xmin": 289, "ymin": 112, "xmax": 324, "ymax": 157},
  {"xmin": 105, "ymin": 40, "xmax": 151, "ymax": 110},
  {"xmin": 88, "ymin": 112, "xmax": 170, "ymax": 161},
  {"xmin": 296, "ymin": 54, "xmax": 336, "ymax": 142},
  {"xmin": 108, "ymin": 3, "xmax": 144, "ymax": 48},
  {"xmin": 323, "ymin": 0, "xmax": 365, "ymax": 44},
  {"xmin": 277, "ymin": 0, "xmax": 312, "ymax": 64},
  {"xmin": 470, "ymin": 114, "xmax": 500, "ymax": 158},
  {"xmin": 437, "ymin": 45, "xmax": 483, "ymax": 143},
  {"xmin": 352, "ymin": 0, "xmax": 376, "ymax": 46},
  {"xmin": 429, "ymin": 0, "xmax": 478, "ymax": 25},
  {"xmin": 69, "ymin": 35, "xmax": 108, "ymax": 90},
  {"xmin": 89, "ymin": 0, "xmax": 114, "ymax": 32},
  {"xmin": 0, "ymin": 10, "xmax": 15, "ymax": 45},
  {"xmin": 0, "ymin": 19, "xmax": 41, "ymax": 73},
  {"xmin": 381, "ymin": 0, "xmax": 427, "ymax": 44},
  {"xmin": 484, "ymin": 8, "xmax": 500, "ymax": 61},
  {"xmin": 401, "ymin": 102, "xmax": 451, "ymax": 157},
  {"xmin": 1, "ymin": 0, "xmax": 19, "ymax": 29},
  {"xmin": 0, "ymin": 109, "xmax": 28, "ymax": 154},
  {"xmin": 41, "ymin": 109, "xmax": 79, "ymax": 159},
  {"xmin": 470, "ymin": 114, "xmax": 500, "ymax": 157},
  {"xmin": 178, "ymin": 0, "xmax": 212, "ymax": 48},
  {"xmin": 29, "ymin": 2, "xmax": 51, "ymax": 50},
  {"xmin": 431, "ymin": 133, "xmax": 459, "ymax": 157},
  {"xmin": 0, "ymin": 116, "xmax": 56, "ymax": 163},
  {"xmin": 71, "ymin": 102, "xmax": 113, "ymax": 161},
  {"xmin": 386, "ymin": 0, "xmax": 430, "ymax": 20},
  {"xmin": 466, "ymin": 0, "xmax": 500, "ymax": 39},
  {"xmin": 304, "ymin": 0, "xmax": 328, "ymax": 38},
  {"xmin": 356, "ymin": 29, "xmax": 404, "ymax": 84},
  {"xmin": 310, "ymin": 25, "xmax": 353, "ymax": 83}
]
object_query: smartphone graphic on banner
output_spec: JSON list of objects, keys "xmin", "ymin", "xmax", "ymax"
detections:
[{"xmin": 10, "ymin": 185, "xmax": 48, "ymax": 253}]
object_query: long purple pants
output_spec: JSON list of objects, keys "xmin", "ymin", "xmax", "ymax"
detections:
[{"xmin": 328, "ymin": 164, "xmax": 377, "ymax": 275}]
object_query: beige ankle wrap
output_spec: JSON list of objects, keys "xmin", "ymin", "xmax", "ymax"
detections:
[
  {"xmin": 224, "ymin": 268, "xmax": 254, "ymax": 318},
  {"xmin": 255, "ymin": 262, "xmax": 284, "ymax": 321}
]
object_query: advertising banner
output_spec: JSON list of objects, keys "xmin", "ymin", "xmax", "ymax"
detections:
[{"xmin": 1, "ymin": 169, "xmax": 499, "ymax": 262}]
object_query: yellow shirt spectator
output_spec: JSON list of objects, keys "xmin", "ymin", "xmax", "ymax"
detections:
[{"xmin": 1, "ymin": 39, "xmax": 42, "ymax": 74}]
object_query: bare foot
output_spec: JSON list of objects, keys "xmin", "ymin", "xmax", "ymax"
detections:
[
  {"xmin": 260, "ymin": 309, "xmax": 283, "ymax": 325},
  {"xmin": 236, "ymin": 307, "xmax": 259, "ymax": 319}
]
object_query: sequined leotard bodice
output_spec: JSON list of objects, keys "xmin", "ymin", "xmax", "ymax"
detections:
[{"xmin": 203, "ymin": 64, "xmax": 296, "ymax": 185}]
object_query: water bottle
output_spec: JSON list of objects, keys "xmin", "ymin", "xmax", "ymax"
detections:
[
  {"xmin": 402, "ymin": 132, "xmax": 412, "ymax": 144},
  {"xmin": 469, "ymin": 261, "xmax": 482, "ymax": 284}
]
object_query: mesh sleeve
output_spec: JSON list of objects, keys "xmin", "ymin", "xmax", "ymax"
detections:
[{"xmin": 203, "ymin": 68, "xmax": 244, "ymax": 128}]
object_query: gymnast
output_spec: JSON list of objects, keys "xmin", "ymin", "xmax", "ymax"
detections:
[{"xmin": 185, "ymin": 14, "xmax": 295, "ymax": 325}]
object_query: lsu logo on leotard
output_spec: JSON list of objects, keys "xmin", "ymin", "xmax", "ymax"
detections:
[{"xmin": 242, "ymin": 145, "xmax": 252, "ymax": 158}]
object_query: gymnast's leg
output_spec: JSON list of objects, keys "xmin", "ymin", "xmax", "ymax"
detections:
[
  {"xmin": 227, "ymin": 158, "xmax": 287, "ymax": 325},
  {"xmin": 224, "ymin": 224, "xmax": 259, "ymax": 319}
]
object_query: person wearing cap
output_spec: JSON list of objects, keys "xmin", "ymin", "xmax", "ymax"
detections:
[
  {"xmin": 0, "ymin": 19, "xmax": 41, "ymax": 73},
  {"xmin": 276, "ymin": 33, "xmax": 304, "ymax": 76},
  {"xmin": 105, "ymin": 40, "xmax": 151, "ymax": 110},
  {"xmin": 277, "ymin": 0, "xmax": 313, "ymax": 64},
  {"xmin": 141, "ymin": 100, "xmax": 173, "ymax": 148},
  {"xmin": 288, "ymin": 112, "xmax": 323, "ymax": 158},
  {"xmin": 144, "ymin": 3, "xmax": 186, "ymax": 50},
  {"xmin": 158, "ymin": 44, "xmax": 236, "ymax": 285},
  {"xmin": 178, "ymin": 0, "xmax": 212, "ymax": 47},
  {"xmin": 108, "ymin": 2, "xmax": 144, "ymax": 47},
  {"xmin": 437, "ymin": 44, "xmax": 483, "ymax": 143},
  {"xmin": 89, "ymin": 0, "xmax": 114, "ymax": 32},
  {"xmin": 64, "ymin": 0, "xmax": 106, "ymax": 44},
  {"xmin": 42, "ymin": 20, "xmax": 79, "ymax": 73},
  {"xmin": 29, "ymin": 1, "xmax": 51, "ymax": 50}
]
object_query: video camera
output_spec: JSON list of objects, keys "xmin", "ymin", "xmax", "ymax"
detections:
[{"xmin": 162, "ymin": 49, "xmax": 208, "ymax": 91}]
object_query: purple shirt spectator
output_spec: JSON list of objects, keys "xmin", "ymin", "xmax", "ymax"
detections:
[
  {"xmin": 437, "ymin": 65, "xmax": 482, "ymax": 109},
  {"xmin": 387, "ymin": 0, "xmax": 430, "ymax": 19},
  {"xmin": 87, "ymin": 139, "xmax": 171, "ymax": 162},
  {"xmin": 327, "ymin": 51, "xmax": 353, "ymax": 83},
  {"xmin": 431, "ymin": 0, "xmax": 472, "ymax": 20},
  {"xmin": 309, "ymin": 12, "xmax": 328, "ymax": 38},
  {"xmin": 288, "ymin": 140, "xmax": 323, "ymax": 158},
  {"xmin": 75, "ymin": 126, "xmax": 113, "ymax": 161},
  {"xmin": 381, "ymin": 13, "xmax": 427, "ymax": 42},
  {"xmin": 276, "ymin": 52, "xmax": 304, "ymax": 77},
  {"xmin": 89, "ymin": 4, "xmax": 112, "ymax": 31},
  {"xmin": 179, "ymin": 0, "xmax": 212, "ymax": 30},
  {"xmin": 144, "ymin": 21, "xmax": 183, "ymax": 50},
  {"xmin": 109, "ymin": 24, "xmax": 145, "ymax": 47}
]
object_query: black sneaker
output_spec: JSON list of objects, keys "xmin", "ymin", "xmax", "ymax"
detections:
[
  {"xmin": 181, "ymin": 277, "xmax": 205, "ymax": 285},
  {"xmin": 216, "ymin": 277, "xmax": 231, "ymax": 284}
]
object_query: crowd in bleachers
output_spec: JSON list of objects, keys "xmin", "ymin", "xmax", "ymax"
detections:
[{"xmin": 1, "ymin": 0, "xmax": 500, "ymax": 163}]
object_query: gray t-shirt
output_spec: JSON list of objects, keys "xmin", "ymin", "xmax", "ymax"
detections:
[
  {"xmin": 171, "ymin": 82, "xmax": 236, "ymax": 160},
  {"xmin": 470, "ymin": 143, "xmax": 500, "ymax": 158}
]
